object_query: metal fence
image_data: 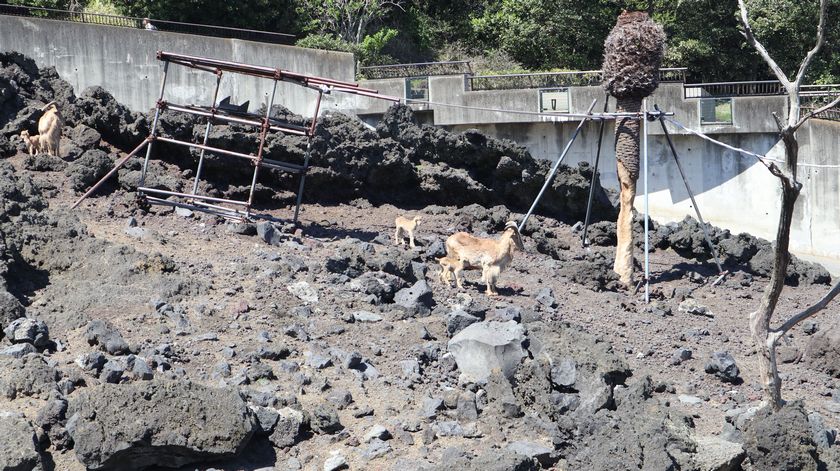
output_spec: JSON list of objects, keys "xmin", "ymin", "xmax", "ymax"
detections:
[
  {"xmin": 684, "ymin": 80, "xmax": 783, "ymax": 99},
  {"xmin": 0, "ymin": 4, "xmax": 295, "ymax": 44},
  {"xmin": 468, "ymin": 67, "xmax": 686, "ymax": 91},
  {"xmin": 801, "ymin": 105, "xmax": 840, "ymax": 122},
  {"xmin": 359, "ymin": 61, "xmax": 472, "ymax": 80}
]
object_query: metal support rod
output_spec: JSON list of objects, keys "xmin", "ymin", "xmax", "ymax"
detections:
[
  {"xmin": 294, "ymin": 90, "xmax": 324, "ymax": 224},
  {"xmin": 139, "ymin": 61, "xmax": 169, "ymax": 189},
  {"xmin": 657, "ymin": 108, "xmax": 725, "ymax": 275},
  {"xmin": 582, "ymin": 93, "xmax": 610, "ymax": 247},
  {"xmin": 518, "ymin": 99, "xmax": 598, "ymax": 232},
  {"xmin": 643, "ymin": 101, "xmax": 650, "ymax": 303},
  {"xmin": 153, "ymin": 136, "xmax": 258, "ymax": 161},
  {"xmin": 138, "ymin": 187, "xmax": 250, "ymax": 206},
  {"xmin": 247, "ymin": 79, "xmax": 278, "ymax": 215},
  {"xmin": 70, "ymin": 139, "xmax": 150, "ymax": 209},
  {"xmin": 145, "ymin": 196, "xmax": 246, "ymax": 222},
  {"xmin": 163, "ymin": 103, "xmax": 309, "ymax": 135},
  {"xmin": 192, "ymin": 73, "xmax": 223, "ymax": 195}
]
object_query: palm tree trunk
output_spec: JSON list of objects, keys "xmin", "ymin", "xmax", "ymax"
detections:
[{"xmin": 613, "ymin": 97, "xmax": 641, "ymax": 285}]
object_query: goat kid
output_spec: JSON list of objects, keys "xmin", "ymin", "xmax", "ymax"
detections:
[
  {"xmin": 37, "ymin": 101, "xmax": 62, "ymax": 157},
  {"xmin": 19, "ymin": 130, "xmax": 42, "ymax": 156},
  {"xmin": 394, "ymin": 215, "xmax": 422, "ymax": 248},
  {"xmin": 443, "ymin": 220, "xmax": 524, "ymax": 296}
]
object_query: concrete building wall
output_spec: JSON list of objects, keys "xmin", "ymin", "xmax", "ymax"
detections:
[{"xmin": 0, "ymin": 16, "xmax": 355, "ymax": 115}]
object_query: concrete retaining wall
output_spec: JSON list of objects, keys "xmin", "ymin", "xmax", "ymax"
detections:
[{"xmin": 0, "ymin": 15, "xmax": 355, "ymax": 115}]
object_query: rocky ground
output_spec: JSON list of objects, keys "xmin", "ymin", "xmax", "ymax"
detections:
[{"xmin": 1, "ymin": 51, "xmax": 839, "ymax": 471}]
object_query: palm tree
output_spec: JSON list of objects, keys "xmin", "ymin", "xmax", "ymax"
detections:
[{"xmin": 602, "ymin": 11, "xmax": 666, "ymax": 286}]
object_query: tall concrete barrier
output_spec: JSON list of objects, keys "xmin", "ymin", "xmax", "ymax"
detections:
[{"xmin": 0, "ymin": 15, "xmax": 355, "ymax": 115}]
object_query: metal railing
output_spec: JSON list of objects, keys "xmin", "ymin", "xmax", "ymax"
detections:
[
  {"xmin": 801, "ymin": 84, "xmax": 840, "ymax": 97},
  {"xmin": 684, "ymin": 80, "xmax": 783, "ymax": 99},
  {"xmin": 359, "ymin": 60, "xmax": 472, "ymax": 80},
  {"xmin": 685, "ymin": 80, "xmax": 840, "ymax": 100},
  {"xmin": 0, "ymin": 4, "xmax": 295, "ymax": 44},
  {"xmin": 801, "ymin": 105, "xmax": 840, "ymax": 122},
  {"xmin": 468, "ymin": 67, "xmax": 686, "ymax": 91}
]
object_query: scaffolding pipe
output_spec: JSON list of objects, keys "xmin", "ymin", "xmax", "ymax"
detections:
[
  {"xmin": 70, "ymin": 138, "xmax": 150, "ymax": 209},
  {"xmin": 138, "ymin": 187, "xmax": 250, "ymax": 206},
  {"xmin": 145, "ymin": 196, "xmax": 246, "ymax": 222},
  {"xmin": 294, "ymin": 90, "xmax": 323, "ymax": 224},
  {"xmin": 154, "ymin": 136, "xmax": 259, "ymax": 161},
  {"xmin": 518, "ymin": 99, "xmax": 598, "ymax": 232},
  {"xmin": 192, "ymin": 73, "xmax": 223, "ymax": 195},
  {"xmin": 163, "ymin": 103, "xmax": 310, "ymax": 136},
  {"xmin": 139, "ymin": 61, "xmax": 169, "ymax": 188},
  {"xmin": 247, "ymin": 79, "xmax": 278, "ymax": 214}
]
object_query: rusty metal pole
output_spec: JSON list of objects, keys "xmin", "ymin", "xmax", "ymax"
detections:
[
  {"xmin": 247, "ymin": 79, "xmax": 278, "ymax": 217},
  {"xmin": 70, "ymin": 138, "xmax": 150, "ymax": 209},
  {"xmin": 139, "ymin": 60, "xmax": 169, "ymax": 189},
  {"xmin": 192, "ymin": 71, "xmax": 223, "ymax": 195},
  {"xmin": 293, "ymin": 89, "xmax": 324, "ymax": 224}
]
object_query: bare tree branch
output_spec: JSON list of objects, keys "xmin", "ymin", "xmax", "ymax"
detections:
[
  {"xmin": 775, "ymin": 280, "xmax": 840, "ymax": 335},
  {"xmin": 771, "ymin": 112, "xmax": 785, "ymax": 133},
  {"xmin": 737, "ymin": 0, "xmax": 792, "ymax": 90},
  {"xmin": 794, "ymin": 0, "xmax": 828, "ymax": 87},
  {"xmin": 791, "ymin": 94, "xmax": 840, "ymax": 132}
]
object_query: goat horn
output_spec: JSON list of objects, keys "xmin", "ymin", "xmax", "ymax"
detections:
[{"xmin": 40, "ymin": 101, "xmax": 56, "ymax": 111}]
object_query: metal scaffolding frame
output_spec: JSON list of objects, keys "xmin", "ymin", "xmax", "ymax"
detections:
[{"xmin": 72, "ymin": 51, "xmax": 400, "ymax": 223}]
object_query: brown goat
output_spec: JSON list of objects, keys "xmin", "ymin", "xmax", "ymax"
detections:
[{"xmin": 37, "ymin": 102, "xmax": 62, "ymax": 157}]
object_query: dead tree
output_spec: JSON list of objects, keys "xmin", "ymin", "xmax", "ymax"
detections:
[
  {"xmin": 738, "ymin": 0, "xmax": 840, "ymax": 410},
  {"xmin": 601, "ymin": 11, "xmax": 666, "ymax": 286}
]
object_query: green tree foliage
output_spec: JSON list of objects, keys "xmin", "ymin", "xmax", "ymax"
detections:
[
  {"xmin": 297, "ymin": 0, "xmax": 403, "ymax": 44},
  {"xmin": 295, "ymin": 28, "xmax": 397, "ymax": 66},
  {"xmin": 12, "ymin": 0, "xmax": 835, "ymax": 82},
  {"xmin": 7, "ymin": 0, "xmax": 76, "ymax": 9},
  {"xmin": 736, "ymin": 0, "xmax": 840, "ymax": 83},
  {"xmin": 295, "ymin": 0, "xmax": 402, "ymax": 66},
  {"xmin": 471, "ymin": 0, "xmax": 618, "ymax": 71},
  {"xmin": 110, "ymin": 0, "xmax": 300, "ymax": 33}
]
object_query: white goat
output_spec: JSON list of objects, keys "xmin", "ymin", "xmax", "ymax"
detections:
[
  {"xmin": 37, "ymin": 101, "xmax": 62, "ymax": 157},
  {"xmin": 19, "ymin": 130, "xmax": 42, "ymax": 155},
  {"xmin": 443, "ymin": 220, "xmax": 524, "ymax": 296},
  {"xmin": 394, "ymin": 215, "xmax": 422, "ymax": 248}
]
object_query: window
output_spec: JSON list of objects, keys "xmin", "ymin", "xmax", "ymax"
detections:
[
  {"xmin": 700, "ymin": 98, "xmax": 733, "ymax": 125},
  {"xmin": 539, "ymin": 88, "xmax": 570, "ymax": 113},
  {"xmin": 405, "ymin": 77, "xmax": 429, "ymax": 101}
]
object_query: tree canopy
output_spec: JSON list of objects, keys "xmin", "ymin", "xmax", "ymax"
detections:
[{"xmin": 11, "ymin": 0, "xmax": 837, "ymax": 82}]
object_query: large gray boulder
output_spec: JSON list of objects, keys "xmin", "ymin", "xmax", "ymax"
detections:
[
  {"xmin": 448, "ymin": 321, "xmax": 527, "ymax": 382},
  {"xmin": 84, "ymin": 320, "xmax": 129, "ymax": 355},
  {"xmin": 690, "ymin": 435, "xmax": 746, "ymax": 471},
  {"xmin": 394, "ymin": 280, "xmax": 434, "ymax": 317},
  {"xmin": 0, "ymin": 290, "xmax": 24, "ymax": 340},
  {"xmin": 0, "ymin": 353, "xmax": 58, "ymax": 399},
  {"xmin": 805, "ymin": 328, "xmax": 840, "ymax": 378},
  {"xmin": 742, "ymin": 401, "xmax": 819, "ymax": 471},
  {"xmin": 3, "ymin": 317, "xmax": 49, "ymax": 349},
  {"xmin": 67, "ymin": 380, "xmax": 256, "ymax": 470},
  {"xmin": 0, "ymin": 411, "xmax": 42, "ymax": 471}
]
